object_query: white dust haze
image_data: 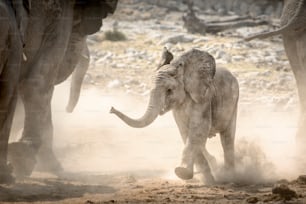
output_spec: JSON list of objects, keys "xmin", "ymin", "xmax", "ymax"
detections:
[{"xmin": 10, "ymin": 81, "xmax": 301, "ymax": 183}]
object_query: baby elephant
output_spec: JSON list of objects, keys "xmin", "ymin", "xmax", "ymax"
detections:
[{"xmin": 111, "ymin": 48, "xmax": 239, "ymax": 184}]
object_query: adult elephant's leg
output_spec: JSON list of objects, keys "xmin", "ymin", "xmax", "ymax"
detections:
[
  {"xmin": 17, "ymin": 85, "xmax": 62, "ymax": 175},
  {"xmin": 34, "ymin": 88, "xmax": 63, "ymax": 173},
  {"xmin": 295, "ymin": 33, "xmax": 306, "ymax": 153},
  {"xmin": 283, "ymin": 33, "xmax": 306, "ymax": 164},
  {"xmin": 9, "ymin": 82, "xmax": 60, "ymax": 178},
  {"xmin": 0, "ymin": 72, "xmax": 19, "ymax": 183},
  {"xmin": 0, "ymin": 3, "xmax": 22, "ymax": 183}
]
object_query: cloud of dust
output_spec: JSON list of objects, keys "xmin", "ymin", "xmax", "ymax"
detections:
[
  {"xmin": 51, "ymin": 82, "xmax": 183, "ymax": 177},
  {"xmin": 10, "ymin": 81, "xmax": 301, "ymax": 183},
  {"xmin": 211, "ymin": 105, "xmax": 299, "ymax": 184}
]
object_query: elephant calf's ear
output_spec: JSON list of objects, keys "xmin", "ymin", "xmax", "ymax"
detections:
[{"xmin": 157, "ymin": 47, "xmax": 174, "ymax": 69}]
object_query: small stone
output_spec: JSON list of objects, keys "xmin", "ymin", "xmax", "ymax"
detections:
[
  {"xmin": 125, "ymin": 175, "xmax": 137, "ymax": 183},
  {"xmin": 159, "ymin": 34, "xmax": 195, "ymax": 45},
  {"xmin": 272, "ymin": 184, "xmax": 297, "ymax": 200},
  {"xmin": 83, "ymin": 74, "xmax": 93, "ymax": 84},
  {"xmin": 277, "ymin": 179, "xmax": 289, "ymax": 184},
  {"xmin": 232, "ymin": 55, "xmax": 244, "ymax": 62},
  {"xmin": 215, "ymin": 50, "xmax": 226, "ymax": 59},
  {"xmin": 246, "ymin": 196, "xmax": 259, "ymax": 203},
  {"xmin": 107, "ymin": 79, "xmax": 122, "ymax": 89},
  {"xmin": 297, "ymin": 175, "xmax": 306, "ymax": 184},
  {"xmin": 193, "ymin": 37, "xmax": 209, "ymax": 43}
]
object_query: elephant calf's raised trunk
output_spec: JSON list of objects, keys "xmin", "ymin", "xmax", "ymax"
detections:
[{"xmin": 110, "ymin": 89, "xmax": 164, "ymax": 128}]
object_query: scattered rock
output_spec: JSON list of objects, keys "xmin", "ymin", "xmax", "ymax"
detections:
[
  {"xmin": 272, "ymin": 184, "xmax": 297, "ymax": 200},
  {"xmin": 277, "ymin": 179, "xmax": 289, "ymax": 184},
  {"xmin": 107, "ymin": 79, "xmax": 122, "ymax": 89},
  {"xmin": 232, "ymin": 55, "xmax": 244, "ymax": 62},
  {"xmin": 193, "ymin": 37, "xmax": 209, "ymax": 43},
  {"xmin": 296, "ymin": 175, "xmax": 306, "ymax": 185},
  {"xmin": 124, "ymin": 175, "xmax": 137, "ymax": 183},
  {"xmin": 83, "ymin": 74, "xmax": 94, "ymax": 84},
  {"xmin": 246, "ymin": 196, "xmax": 259, "ymax": 203},
  {"xmin": 159, "ymin": 34, "xmax": 195, "ymax": 45},
  {"xmin": 215, "ymin": 50, "xmax": 226, "ymax": 59}
]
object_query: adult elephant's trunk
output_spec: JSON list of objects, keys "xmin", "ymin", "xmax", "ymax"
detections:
[
  {"xmin": 66, "ymin": 46, "xmax": 90, "ymax": 113},
  {"xmin": 110, "ymin": 88, "xmax": 164, "ymax": 128}
]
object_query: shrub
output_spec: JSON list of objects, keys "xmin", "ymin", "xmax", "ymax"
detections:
[{"xmin": 104, "ymin": 29, "xmax": 127, "ymax": 41}]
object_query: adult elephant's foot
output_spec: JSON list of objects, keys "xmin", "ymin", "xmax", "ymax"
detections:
[
  {"xmin": 35, "ymin": 147, "xmax": 63, "ymax": 175},
  {"xmin": 175, "ymin": 166, "xmax": 194, "ymax": 180},
  {"xmin": 8, "ymin": 142, "xmax": 37, "ymax": 179},
  {"xmin": 0, "ymin": 164, "xmax": 15, "ymax": 184}
]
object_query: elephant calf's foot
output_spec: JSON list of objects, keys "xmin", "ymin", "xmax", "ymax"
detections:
[
  {"xmin": 201, "ymin": 173, "xmax": 215, "ymax": 185},
  {"xmin": 0, "ymin": 164, "xmax": 15, "ymax": 184},
  {"xmin": 195, "ymin": 162, "xmax": 215, "ymax": 185},
  {"xmin": 8, "ymin": 142, "xmax": 37, "ymax": 179},
  {"xmin": 175, "ymin": 167, "xmax": 194, "ymax": 180}
]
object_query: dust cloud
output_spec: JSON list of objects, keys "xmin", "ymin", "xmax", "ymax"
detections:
[
  {"xmin": 211, "ymin": 106, "xmax": 299, "ymax": 184},
  {"xmin": 51, "ymin": 82, "xmax": 183, "ymax": 177},
  {"xmin": 10, "ymin": 81, "xmax": 301, "ymax": 184}
]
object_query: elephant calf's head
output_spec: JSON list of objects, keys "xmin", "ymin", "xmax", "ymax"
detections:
[
  {"xmin": 111, "ymin": 48, "xmax": 217, "ymax": 128},
  {"xmin": 154, "ymin": 64, "xmax": 185, "ymax": 115}
]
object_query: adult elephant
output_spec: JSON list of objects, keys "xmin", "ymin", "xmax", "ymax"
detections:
[
  {"xmin": 245, "ymin": 0, "xmax": 306, "ymax": 161},
  {"xmin": 0, "ymin": 0, "xmax": 118, "ymax": 183}
]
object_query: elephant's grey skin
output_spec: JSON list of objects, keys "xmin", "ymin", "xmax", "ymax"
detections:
[
  {"xmin": 111, "ymin": 49, "xmax": 239, "ymax": 184},
  {"xmin": 245, "ymin": 0, "xmax": 306, "ymax": 159},
  {"xmin": 0, "ymin": 0, "xmax": 118, "ymax": 183},
  {"xmin": 0, "ymin": 0, "xmax": 24, "ymax": 184}
]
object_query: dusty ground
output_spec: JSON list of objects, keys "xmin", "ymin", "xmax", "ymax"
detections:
[{"xmin": 2, "ymin": 2, "xmax": 306, "ymax": 204}]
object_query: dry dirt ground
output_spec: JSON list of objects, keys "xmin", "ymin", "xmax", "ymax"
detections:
[{"xmin": 2, "ymin": 2, "xmax": 306, "ymax": 204}]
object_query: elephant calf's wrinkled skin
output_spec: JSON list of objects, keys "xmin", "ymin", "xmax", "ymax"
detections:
[{"xmin": 111, "ymin": 48, "xmax": 239, "ymax": 184}]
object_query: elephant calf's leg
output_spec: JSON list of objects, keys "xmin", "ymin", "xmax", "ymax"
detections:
[
  {"xmin": 175, "ymin": 138, "xmax": 215, "ymax": 184},
  {"xmin": 220, "ymin": 120, "xmax": 236, "ymax": 171},
  {"xmin": 175, "ymin": 144, "xmax": 194, "ymax": 180},
  {"xmin": 194, "ymin": 149, "xmax": 215, "ymax": 184}
]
